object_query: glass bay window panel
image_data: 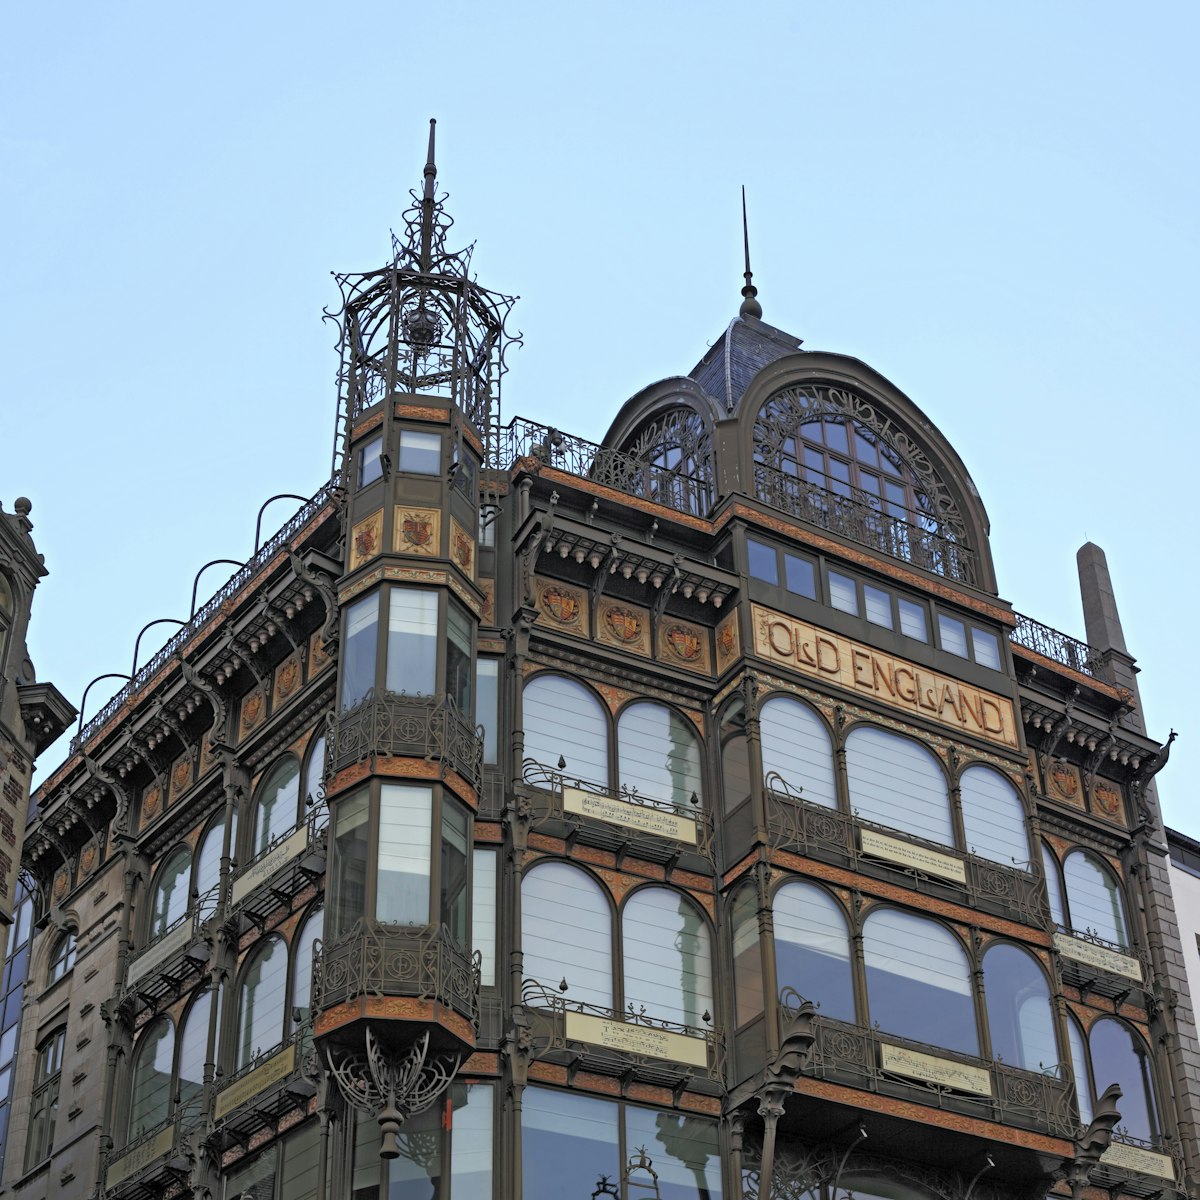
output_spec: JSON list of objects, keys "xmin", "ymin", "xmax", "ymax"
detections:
[
  {"xmin": 477, "ymin": 658, "xmax": 499, "ymax": 764},
  {"xmin": 472, "ymin": 849, "xmax": 497, "ymax": 986},
  {"xmin": 386, "ymin": 589, "xmax": 438, "ymax": 696},
  {"xmin": 622, "ymin": 888, "xmax": 712, "ymax": 1027},
  {"xmin": 440, "ymin": 802, "xmax": 470, "ymax": 944},
  {"xmin": 341, "ymin": 593, "xmax": 379, "ymax": 709},
  {"xmin": 378, "ymin": 785, "xmax": 433, "ymax": 924},
  {"xmin": 330, "ymin": 790, "xmax": 370, "ymax": 937},
  {"xmin": 446, "ymin": 603, "xmax": 472, "ymax": 713}
]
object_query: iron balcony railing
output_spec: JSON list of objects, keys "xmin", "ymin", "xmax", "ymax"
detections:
[
  {"xmin": 496, "ymin": 417, "xmax": 713, "ymax": 517},
  {"xmin": 764, "ymin": 775, "xmax": 1050, "ymax": 930},
  {"xmin": 1010, "ymin": 611, "xmax": 1106, "ymax": 681},
  {"xmin": 226, "ymin": 813, "xmax": 327, "ymax": 925},
  {"xmin": 122, "ymin": 905, "xmax": 211, "ymax": 1012},
  {"xmin": 779, "ymin": 991, "xmax": 1078, "ymax": 1141},
  {"xmin": 72, "ymin": 480, "xmax": 338, "ymax": 755},
  {"xmin": 328, "ymin": 691, "xmax": 483, "ymax": 789},
  {"xmin": 313, "ymin": 919, "xmax": 480, "ymax": 1026},
  {"xmin": 754, "ymin": 463, "xmax": 978, "ymax": 586}
]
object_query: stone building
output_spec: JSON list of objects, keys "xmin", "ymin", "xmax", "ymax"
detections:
[{"xmin": 5, "ymin": 127, "xmax": 1196, "ymax": 1200}]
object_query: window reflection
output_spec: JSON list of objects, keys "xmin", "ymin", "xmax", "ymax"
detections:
[
  {"xmin": 959, "ymin": 766, "xmax": 1029, "ymax": 868},
  {"xmin": 761, "ymin": 696, "xmax": 836, "ymax": 808},
  {"xmin": 618, "ymin": 702, "xmax": 703, "ymax": 809},
  {"xmin": 1063, "ymin": 851, "xmax": 1129, "ymax": 947},
  {"xmin": 378, "ymin": 785, "xmax": 432, "ymax": 924},
  {"xmin": 982, "ymin": 943, "xmax": 1056, "ymax": 1072},
  {"xmin": 774, "ymin": 882, "xmax": 855, "ymax": 1023},
  {"xmin": 622, "ymin": 888, "xmax": 712, "ymax": 1027},
  {"xmin": 846, "ymin": 727, "xmax": 951, "ymax": 846}
]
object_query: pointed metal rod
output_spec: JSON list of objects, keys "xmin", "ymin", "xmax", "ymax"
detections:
[
  {"xmin": 739, "ymin": 185, "xmax": 762, "ymax": 319},
  {"xmin": 420, "ymin": 118, "xmax": 437, "ymax": 271}
]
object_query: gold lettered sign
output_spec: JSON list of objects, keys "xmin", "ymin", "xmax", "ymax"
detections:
[
  {"xmin": 106, "ymin": 1125, "xmax": 175, "ymax": 1187},
  {"xmin": 231, "ymin": 826, "xmax": 310, "ymax": 907},
  {"xmin": 879, "ymin": 1043, "xmax": 993, "ymax": 1096},
  {"xmin": 563, "ymin": 787, "xmax": 698, "ymax": 845},
  {"xmin": 214, "ymin": 1042, "xmax": 297, "ymax": 1120},
  {"xmin": 751, "ymin": 603, "xmax": 1018, "ymax": 749},
  {"xmin": 860, "ymin": 829, "xmax": 967, "ymax": 884},
  {"xmin": 1053, "ymin": 933, "xmax": 1143, "ymax": 982},
  {"xmin": 126, "ymin": 920, "xmax": 194, "ymax": 989},
  {"xmin": 1101, "ymin": 1141, "xmax": 1175, "ymax": 1180},
  {"xmin": 565, "ymin": 1012, "xmax": 709, "ymax": 1068}
]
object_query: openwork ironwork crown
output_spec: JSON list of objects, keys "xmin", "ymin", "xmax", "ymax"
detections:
[{"xmin": 327, "ymin": 120, "xmax": 520, "ymax": 473}]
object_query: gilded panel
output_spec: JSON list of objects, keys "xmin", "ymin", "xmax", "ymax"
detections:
[
  {"xmin": 715, "ymin": 611, "xmax": 740, "ymax": 673},
  {"xmin": 239, "ymin": 687, "xmax": 266, "ymax": 741},
  {"xmin": 273, "ymin": 650, "xmax": 303, "ymax": 708},
  {"xmin": 595, "ymin": 597, "xmax": 651, "ymax": 657},
  {"xmin": 450, "ymin": 516, "xmax": 475, "ymax": 580},
  {"xmin": 657, "ymin": 618, "xmax": 712, "ymax": 675},
  {"xmin": 535, "ymin": 577, "xmax": 588, "ymax": 638},
  {"xmin": 394, "ymin": 506, "xmax": 440, "ymax": 557},
  {"xmin": 348, "ymin": 509, "xmax": 383, "ymax": 571}
]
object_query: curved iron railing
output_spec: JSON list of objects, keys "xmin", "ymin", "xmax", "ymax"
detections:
[
  {"xmin": 72, "ymin": 480, "xmax": 338, "ymax": 755},
  {"xmin": 1010, "ymin": 612, "xmax": 1106, "ymax": 680},
  {"xmin": 313, "ymin": 919, "xmax": 480, "ymax": 1026},
  {"xmin": 329, "ymin": 691, "xmax": 483, "ymax": 788}
]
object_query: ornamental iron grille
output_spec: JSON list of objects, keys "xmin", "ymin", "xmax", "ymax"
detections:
[
  {"xmin": 327, "ymin": 121, "xmax": 520, "ymax": 481},
  {"xmin": 752, "ymin": 384, "xmax": 976, "ymax": 585},
  {"xmin": 618, "ymin": 407, "xmax": 715, "ymax": 516}
]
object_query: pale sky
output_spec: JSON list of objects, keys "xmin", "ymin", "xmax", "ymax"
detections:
[{"xmin": 2, "ymin": 2, "xmax": 1196, "ymax": 827}]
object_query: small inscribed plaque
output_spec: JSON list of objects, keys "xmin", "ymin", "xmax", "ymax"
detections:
[
  {"xmin": 214, "ymin": 1043, "xmax": 297, "ymax": 1119},
  {"xmin": 565, "ymin": 1012, "xmax": 709, "ymax": 1067},
  {"xmin": 106, "ymin": 1126, "xmax": 175, "ymax": 1187},
  {"xmin": 860, "ymin": 829, "xmax": 967, "ymax": 884},
  {"xmin": 1100, "ymin": 1142, "xmax": 1175, "ymax": 1180},
  {"xmin": 1053, "ymin": 932, "xmax": 1143, "ymax": 982},
  {"xmin": 563, "ymin": 786, "xmax": 697, "ymax": 845},
  {"xmin": 879, "ymin": 1043, "xmax": 992, "ymax": 1096}
]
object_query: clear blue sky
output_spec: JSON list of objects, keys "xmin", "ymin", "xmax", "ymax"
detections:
[{"xmin": 2, "ymin": 3, "xmax": 1196, "ymax": 827}]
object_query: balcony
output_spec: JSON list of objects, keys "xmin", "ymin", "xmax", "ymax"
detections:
[
  {"xmin": 227, "ymin": 814, "xmax": 327, "ymax": 933},
  {"xmin": 1053, "ymin": 927, "xmax": 1151, "ymax": 1003},
  {"xmin": 210, "ymin": 1023, "xmax": 318, "ymax": 1148},
  {"xmin": 765, "ymin": 779, "xmax": 1049, "ymax": 929},
  {"xmin": 313, "ymin": 919, "xmax": 480, "ymax": 1031},
  {"xmin": 121, "ymin": 908, "xmax": 211, "ymax": 1016},
  {"xmin": 1091, "ymin": 1132, "xmax": 1186, "ymax": 1197},
  {"xmin": 104, "ymin": 1114, "xmax": 200, "ymax": 1199},
  {"xmin": 521, "ymin": 762, "xmax": 716, "ymax": 869},
  {"xmin": 519, "ymin": 980, "xmax": 725, "ymax": 1096},
  {"xmin": 754, "ymin": 463, "xmax": 978, "ymax": 587},
  {"xmin": 1010, "ymin": 612, "xmax": 1105, "ymax": 681},
  {"xmin": 782, "ymin": 997, "xmax": 1077, "ymax": 1142},
  {"xmin": 329, "ymin": 691, "xmax": 483, "ymax": 790}
]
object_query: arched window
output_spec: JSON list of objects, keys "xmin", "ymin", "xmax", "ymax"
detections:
[
  {"xmin": 25, "ymin": 1028, "xmax": 65, "ymax": 1168},
  {"xmin": 1089, "ymin": 1018, "xmax": 1160, "ymax": 1143},
  {"xmin": 960, "ymin": 766, "xmax": 1030, "ymax": 867},
  {"xmin": 620, "ymin": 407, "xmax": 714, "ymax": 516},
  {"xmin": 237, "ymin": 937, "xmax": 288, "ymax": 1068},
  {"xmin": 1063, "ymin": 851, "xmax": 1129, "ymax": 947},
  {"xmin": 304, "ymin": 733, "xmax": 327, "ymax": 827},
  {"xmin": 1042, "ymin": 843, "xmax": 1066, "ymax": 929},
  {"xmin": 774, "ymin": 881, "xmax": 855, "ymax": 1023},
  {"xmin": 863, "ymin": 909, "xmax": 976, "ymax": 1055},
  {"xmin": 846, "ymin": 727, "xmax": 952, "ymax": 846},
  {"xmin": 292, "ymin": 907, "xmax": 324, "ymax": 1028},
  {"xmin": 521, "ymin": 862, "xmax": 612, "ymax": 1008},
  {"xmin": 617, "ymin": 702, "xmax": 704, "ymax": 809},
  {"xmin": 731, "ymin": 884, "xmax": 763, "ymax": 1027},
  {"xmin": 522, "ymin": 675, "xmax": 608, "ymax": 786},
  {"xmin": 622, "ymin": 888, "xmax": 712, "ymax": 1027},
  {"xmin": 982, "ymin": 943, "xmax": 1056, "ymax": 1073},
  {"xmin": 1066, "ymin": 1014, "xmax": 1094, "ymax": 1125},
  {"xmin": 128, "ymin": 1018, "xmax": 174, "ymax": 1139},
  {"xmin": 252, "ymin": 758, "xmax": 301, "ymax": 857},
  {"xmin": 148, "ymin": 847, "xmax": 192, "ymax": 941},
  {"xmin": 760, "ymin": 696, "xmax": 836, "ymax": 808},
  {"xmin": 48, "ymin": 930, "xmax": 75, "ymax": 983},
  {"xmin": 178, "ymin": 991, "xmax": 214, "ymax": 1117},
  {"xmin": 195, "ymin": 814, "xmax": 233, "ymax": 920}
]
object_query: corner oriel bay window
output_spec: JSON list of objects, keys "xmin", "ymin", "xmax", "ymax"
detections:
[{"xmin": 328, "ymin": 783, "xmax": 472, "ymax": 944}]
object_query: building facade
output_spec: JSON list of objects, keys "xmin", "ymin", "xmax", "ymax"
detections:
[{"xmin": 5, "ymin": 130, "xmax": 1197, "ymax": 1200}]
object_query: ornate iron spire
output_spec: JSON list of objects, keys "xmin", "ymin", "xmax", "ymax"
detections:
[
  {"xmin": 739, "ymin": 186, "xmax": 763, "ymax": 320},
  {"xmin": 419, "ymin": 118, "xmax": 437, "ymax": 271}
]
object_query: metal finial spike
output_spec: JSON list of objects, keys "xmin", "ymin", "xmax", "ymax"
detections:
[
  {"xmin": 419, "ymin": 118, "xmax": 438, "ymax": 270},
  {"xmin": 739, "ymin": 185, "xmax": 762, "ymax": 319}
]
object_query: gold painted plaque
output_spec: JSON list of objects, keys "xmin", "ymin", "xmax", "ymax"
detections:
[
  {"xmin": 563, "ymin": 786, "xmax": 698, "ymax": 845},
  {"xmin": 535, "ymin": 578, "xmax": 588, "ymax": 634},
  {"xmin": 658, "ymin": 617, "xmax": 712, "ymax": 675},
  {"xmin": 715, "ymin": 611, "xmax": 740, "ymax": 672},
  {"xmin": 565, "ymin": 1012, "xmax": 709, "ymax": 1067},
  {"xmin": 450, "ymin": 516, "xmax": 475, "ymax": 579},
  {"xmin": 860, "ymin": 829, "xmax": 967, "ymax": 884},
  {"xmin": 751, "ymin": 603, "xmax": 1018, "ymax": 748},
  {"xmin": 214, "ymin": 1043, "xmax": 297, "ymax": 1120},
  {"xmin": 1053, "ymin": 932, "xmax": 1142, "ymax": 982},
  {"xmin": 394, "ymin": 507, "xmax": 441, "ymax": 557},
  {"xmin": 106, "ymin": 1125, "xmax": 175, "ymax": 1187},
  {"xmin": 1100, "ymin": 1141, "xmax": 1175, "ymax": 1180},
  {"xmin": 879, "ymin": 1043, "xmax": 992, "ymax": 1096},
  {"xmin": 595, "ymin": 597, "xmax": 651, "ymax": 656},
  {"xmin": 231, "ymin": 826, "xmax": 310, "ymax": 906},
  {"xmin": 348, "ymin": 509, "xmax": 383, "ymax": 571}
]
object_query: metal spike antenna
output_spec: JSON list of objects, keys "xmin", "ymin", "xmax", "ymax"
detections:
[
  {"xmin": 419, "ymin": 118, "xmax": 438, "ymax": 271},
  {"xmin": 739, "ymin": 185, "xmax": 763, "ymax": 319}
]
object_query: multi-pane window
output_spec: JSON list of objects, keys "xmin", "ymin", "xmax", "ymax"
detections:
[
  {"xmin": 385, "ymin": 589, "xmax": 438, "ymax": 696},
  {"xmin": 377, "ymin": 786, "xmax": 433, "ymax": 923},
  {"xmin": 47, "ymin": 932, "xmax": 75, "ymax": 984},
  {"xmin": 25, "ymin": 1029, "xmax": 64, "ymax": 1168},
  {"xmin": 476, "ymin": 659, "xmax": 499, "ymax": 765},
  {"xmin": 1084, "ymin": 1018, "xmax": 1161, "ymax": 1143},
  {"xmin": 774, "ymin": 881, "xmax": 855, "ymax": 1022},
  {"xmin": 227, "ymin": 1120, "xmax": 326, "ymax": 1200},
  {"xmin": 340, "ymin": 594, "xmax": 379, "ymax": 709},
  {"xmin": 196, "ymin": 814, "xmax": 232, "ymax": 919},
  {"xmin": 471, "ymin": 850, "xmax": 497, "ymax": 987},
  {"xmin": 937, "ymin": 614, "xmax": 1004, "ymax": 669},
  {"xmin": 177, "ymin": 991, "xmax": 214, "ymax": 1117},
  {"xmin": 759, "ymin": 696, "xmax": 837, "ymax": 808},
  {"xmin": 291, "ymin": 908, "xmax": 323, "ymax": 1029},
  {"xmin": 958, "ymin": 765, "xmax": 1031, "ymax": 867},
  {"xmin": 845, "ymin": 726, "xmax": 953, "ymax": 846},
  {"xmin": 981, "ymin": 943, "xmax": 1057, "ymax": 1073},
  {"xmin": 446, "ymin": 604, "xmax": 473, "ymax": 712},
  {"xmin": 1060, "ymin": 850, "xmax": 1131, "ymax": 947},
  {"xmin": 128, "ymin": 1017, "xmax": 173, "ymax": 1138}
]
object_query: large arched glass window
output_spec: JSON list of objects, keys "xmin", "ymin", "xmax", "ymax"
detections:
[
  {"xmin": 1089, "ymin": 1019, "xmax": 1159, "ymax": 1143},
  {"xmin": 863, "ymin": 909, "xmax": 976, "ymax": 1055},
  {"xmin": 982, "ymin": 943, "xmax": 1056, "ymax": 1073},
  {"xmin": 731, "ymin": 885, "xmax": 763, "ymax": 1027},
  {"xmin": 774, "ymin": 881, "xmax": 855, "ymax": 1023},
  {"xmin": 196, "ymin": 814, "xmax": 233, "ymax": 920},
  {"xmin": 620, "ymin": 407, "xmax": 714, "ymax": 516},
  {"xmin": 252, "ymin": 757, "xmax": 301, "ymax": 857},
  {"xmin": 177, "ymin": 991, "xmax": 213, "ymax": 1118},
  {"xmin": 846, "ymin": 727, "xmax": 952, "ymax": 846},
  {"xmin": 1063, "ymin": 851, "xmax": 1129, "ymax": 947},
  {"xmin": 617, "ymin": 702, "xmax": 704, "ymax": 809},
  {"xmin": 237, "ymin": 937, "xmax": 288, "ymax": 1068},
  {"xmin": 960, "ymin": 766, "xmax": 1030, "ymax": 867},
  {"xmin": 1067, "ymin": 1014, "xmax": 1094, "ymax": 1125},
  {"xmin": 521, "ymin": 862, "xmax": 612, "ymax": 1008},
  {"xmin": 622, "ymin": 888, "xmax": 712, "ymax": 1027},
  {"xmin": 148, "ymin": 847, "xmax": 192, "ymax": 941},
  {"xmin": 760, "ymin": 697, "xmax": 836, "ymax": 808},
  {"xmin": 1042, "ymin": 843, "xmax": 1066, "ymax": 929},
  {"xmin": 523, "ymin": 675, "xmax": 609, "ymax": 786},
  {"xmin": 292, "ymin": 907, "xmax": 324, "ymax": 1028},
  {"xmin": 129, "ymin": 1017, "xmax": 174, "ymax": 1139}
]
